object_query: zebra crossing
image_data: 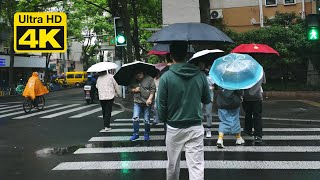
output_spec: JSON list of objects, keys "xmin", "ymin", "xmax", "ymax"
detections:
[
  {"xmin": 52, "ymin": 116, "xmax": 320, "ymax": 174},
  {"xmin": 0, "ymin": 102, "xmax": 123, "ymax": 119}
]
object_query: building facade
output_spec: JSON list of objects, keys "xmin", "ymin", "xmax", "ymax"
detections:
[
  {"xmin": 210, "ymin": 0, "xmax": 314, "ymax": 32},
  {"xmin": 162, "ymin": 0, "xmax": 315, "ymax": 32}
]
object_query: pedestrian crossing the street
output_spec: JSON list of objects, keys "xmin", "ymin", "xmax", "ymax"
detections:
[{"xmin": 52, "ymin": 116, "xmax": 320, "ymax": 175}]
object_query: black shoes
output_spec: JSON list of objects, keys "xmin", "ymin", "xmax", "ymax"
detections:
[{"xmin": 254, "ymin": 136, "xmax": 263, "ymax": 143}]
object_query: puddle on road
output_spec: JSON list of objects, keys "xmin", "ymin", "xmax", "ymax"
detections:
[{"xmin": 35, "ymin": 144, "xmax": 86, "ymax": 157}]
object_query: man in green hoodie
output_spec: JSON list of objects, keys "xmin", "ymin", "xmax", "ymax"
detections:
[{"xmin": 157, "ymin": 42, "xmax": 211, "ymax": 180}]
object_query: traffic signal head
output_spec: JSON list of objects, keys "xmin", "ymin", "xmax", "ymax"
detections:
[
  {"xmin": 306, "ymin": 14, "xmax": 320, "ymax": 41},
  {"xmin": 114, "ymin": 17, "xmax": 127, "ymax": 46},
  {"xmin": 307, "ymin": 27, "xmax": 319, "ymax": 40}
]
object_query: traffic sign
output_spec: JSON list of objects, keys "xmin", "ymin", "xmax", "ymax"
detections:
[
  {"xmin": 14, "ymin": 12, "xmax": 67, "ymax": 53},
  {"xmin": 0, "ymin": 58, "xmax": 5, "ymax": 67}
]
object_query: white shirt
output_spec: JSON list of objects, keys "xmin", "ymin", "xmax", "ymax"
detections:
[{"xmin": 96, "ymin": 73, "xmax": 121, "ymax": 100}]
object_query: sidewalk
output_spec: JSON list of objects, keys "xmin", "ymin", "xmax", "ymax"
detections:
[{"xmin": 114, "ymin": 92, "xmax": 320, "ymax": 122}]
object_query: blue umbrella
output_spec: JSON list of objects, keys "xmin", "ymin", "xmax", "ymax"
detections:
[{"xmin": 209, "ymin": 53, "xmax": 263, "ymax": 90}]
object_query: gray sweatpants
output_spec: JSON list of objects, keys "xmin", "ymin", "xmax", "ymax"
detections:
[{"xmin": 166, "ymin": 124, "xmax": 204, "ymax": 180}]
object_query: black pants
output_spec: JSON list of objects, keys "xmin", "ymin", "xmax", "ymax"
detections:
[
  {"xmin": 33, "ymin": 96, "xmax": 39, "ymax": 107},
  {"xmin": 100, "ymin": 99, "xmax": 114, "ymax": 128},
  {"xmin": 242, "ymin": 100, "xmax": 263, "ymax": 138}
]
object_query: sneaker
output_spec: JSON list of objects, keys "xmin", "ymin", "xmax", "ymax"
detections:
[
  {"xmin": 130, "ymin": 134, "xmax": 139, "ymax": 141},
  {"xmin": 216, "ymin": 139, "xmax": 224, "ymax": 148},
  {"xmin": 104, "ymin": 127, "xmax": 112, "ymax": 131},
  {"xmin": 206, "ymin": 130, "xmax": 212, "ymax": 138},
  {"xmin": 236, "ymin": 137, "xmax": 245, "ymax": 145},
  {"xmin": 254, "ymin": 136, "xmax": 263, "ymax": 143},
  {"xmin": 144, "ymin": 133, "xmax": 150, "ymax": 141}
]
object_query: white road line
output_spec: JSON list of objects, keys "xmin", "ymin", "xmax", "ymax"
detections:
[
  {"xmin": 0, "ymin": 107, "xmax": 22, "ymax": 113},
  {"xmin": 109, "ymin": 123, "xmax": 164, "ymax": 126},
  {"xmin": 1, "ymin": 104, "xmax": 61, "ymax": 118},
  {"xmin": 0, "ymin": 104, "xmax": 21, "ymax": 110},
  {"xmin": 97, "ymin": 110, "xmax": 125, "ymax": 118},
  {"xmin": 0, "ymin": 102, "xmax": 20, "ymax": 104},
  {"xmin": 0, "ymin": 105, "xmax": 8, "ymax": 107},
  {"xmin": 89, "ymin": 135, "xmax": 320, "ymax": 142},
  {"xmin": 99, "ymin": 128, "xmax": 320, "ymax": 133},
  {"xmin": 74, "ymin": 146, "xmax": 320, "ymax": 154},
  {"xmin": 113, "ymin": 118, "xmax": 155, "ymax": 121},
  {"xmin": 69, "ymin": 107, "xmax": 102, "ymax": 118},
  {"xmin": 52, "ymin": 160, "xmax": 320, "ymax": 170},
  {"xmin": 12, "ymin": 104, "xmax": 74, "ymax": 119},
  {"xmin": 41, "ymin": 104, "xmax": 97, "ymax": 118},
  {"xmin": 99, "ymin": 128, "xmax": 164, "ymax": 133}
]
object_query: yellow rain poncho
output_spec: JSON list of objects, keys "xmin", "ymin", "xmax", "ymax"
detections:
[{"xmin": 22, "ymin": 72, "xmax": 49, "ymax": 100}]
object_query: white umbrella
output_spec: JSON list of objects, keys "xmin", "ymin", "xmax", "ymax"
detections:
[
  {"xmin": 189, "ymin": 49, "xmax": 224, "ymax": 62},
  {"xmin": 87, "ymin": 62, "xmax": 118, "ymax": 73}
]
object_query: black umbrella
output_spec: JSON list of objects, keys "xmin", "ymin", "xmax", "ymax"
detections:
[
  {"xmin": 114, "ymin": 61, "xmax": 158, "ymax": 86},
  {"xmin": 147, "ymin": 23, "xmax": 234, "ymax": 44},
  {"xmin": 148, "ymin": 43, "xmax": 195, "ymax": 55}
]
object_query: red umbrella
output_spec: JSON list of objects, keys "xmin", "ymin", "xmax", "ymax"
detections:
[
  {"xmin": 148, "ymin": 50, "xmax": 168, "ymax": 55},
  {"xmin": 231, "ymin": 43, "xmax": 280, "ymax": 56}
]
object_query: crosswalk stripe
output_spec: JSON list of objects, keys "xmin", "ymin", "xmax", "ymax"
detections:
[
  {"xmin": 52, "ymin": 160, "xmax": 320, "ymax": 170},
  {"xmin": 69, "ymin": 107, "xmax": 102, "ymax": 118},
  {"xmin": 110, "ymin": 123, "xmax": 164, "ymax": 126},
  {"xmin": 111, "ymin": 110, "xmax": 123, "ymax": 116},
  {"xmin": 12, "ymin": 104, "xmax": 75, "ymax": 119},
  {"xmin": 41, "ymin": 104, "xmax": 97, "ymax": 118},
  {"xmin": 0, "ymin": 104, "xmax": 21, "ymax": 110},
  {"xmin": 99, "ymin": 127, "xmax": 320, "ymax": 133},
  {"xmin": 0, "ymin": 104, "xmax": 61, "ymax": 118},
  {"xmin": 97, "ymin": 111, "xmax": 125, "ymax": 118},
  {"xmin": 74, "ymin": 146, "xmax": 320, "ymax": 154},
  {"xmin": 0, "ymin": 107, "xmax": 22, "ymax": 113},
  {"xmin": 109, "ymin": 122, "xmax": 217, "ymax": 126},
  {"xmin": 89, "ymin": 135, "xmax": 320, "ymax": 142},
  {"xmin": 0, "ymin": 105, "xmax": 8, "ymax": 107}
]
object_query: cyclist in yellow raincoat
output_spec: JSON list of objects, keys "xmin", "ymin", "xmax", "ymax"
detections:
[{"xmin": 22, "ymin": 72, "xmax": 49, "ymax": 108}]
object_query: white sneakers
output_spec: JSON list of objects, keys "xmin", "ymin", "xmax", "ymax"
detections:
[
  {"xmin": 104, "ymin": 127, "xmax": 112, "ymax": 131},
  {"xmin": 216, "ymin": 137, "xmax": 245, "ymax": 148},
  {"xmin": 236, "ymin": 137, "xmax": 245, "ymax": 145},
  {"xmin": 206, "ymin": 129, "xmax": 212, "ymax": 138},
  {"xmin": 216, "ymin": 139, "xmax": 224, "ymax": 148}
]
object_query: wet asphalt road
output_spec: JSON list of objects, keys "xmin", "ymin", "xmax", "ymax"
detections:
[{"xmin": 0, "ymin": 88, "xmax": 320, "ymax": 180}]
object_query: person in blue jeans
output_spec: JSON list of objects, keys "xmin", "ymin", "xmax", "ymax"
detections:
[{"xmin": 129, "ymin": 70, "xmax": 156, "ymax": 141}]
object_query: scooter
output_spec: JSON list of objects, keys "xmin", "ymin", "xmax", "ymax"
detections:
[{"xmin": 84, "ymin": 85, "xmax": 94, "ymax": 104}]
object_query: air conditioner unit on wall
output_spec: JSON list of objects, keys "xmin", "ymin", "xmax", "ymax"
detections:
[{"xmin": 210, "ymin": 9, "xmax": 223, "ymax": 19}]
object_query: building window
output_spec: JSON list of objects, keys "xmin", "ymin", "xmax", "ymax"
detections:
[
  {"xmin": 265, "ymin": 0, "xmax": 277, "ymax": 6},
  {"xmin": 284, "ymin": 0, "xmax": 296, "ymax": 5}
]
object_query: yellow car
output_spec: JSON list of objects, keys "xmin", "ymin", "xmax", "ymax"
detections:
[{"xmin": 65, "ymin": 71, "xmax": 87, "ymax": 87}]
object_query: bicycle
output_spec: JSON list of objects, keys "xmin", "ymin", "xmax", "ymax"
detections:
[{"xmin": 23, "ymin": 95, "xmax": 45, "ymax": 113}]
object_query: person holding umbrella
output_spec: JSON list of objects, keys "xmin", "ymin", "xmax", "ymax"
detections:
[
  {"xmin": 208, "ymin": 53, "xmax": 264, "ymax": 148},
  {"xmin": 242, "ymin": 72, "xmax": 266, "ymax": 143},
  {"xmin": 129, "ymin": 70, "xmax": 156, "ymax": 141},
  {"xmin": 157, "ymin": 42, "xmax": 211, "ymax": 180},
  {"xmin": 96, "ymin": 70, "xmax": 121, "ymax": 131}
]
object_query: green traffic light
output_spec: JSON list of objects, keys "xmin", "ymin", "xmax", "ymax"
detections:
[
  {"xmin": 116, "ymin": 34, "xmax": 126, "ymax": 45},
  {"xmin": 308, "ymin": 27, "xmax": 319, "ymax": 40}
]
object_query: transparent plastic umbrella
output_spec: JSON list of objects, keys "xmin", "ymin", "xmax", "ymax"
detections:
[{"xmin": 209, "ymin": 53, "xmax": 263, "ymax": 90}]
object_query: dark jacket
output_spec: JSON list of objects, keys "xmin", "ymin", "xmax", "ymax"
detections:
[
  {"xmin": 217, "ymin": 88, "xmax": 243, "ymax": 109},
  {"xmin": 157, "ymin": 63, "xmax": 211, "ymax": 128},
  {"xmin": 129, "ymin": 75, "xmax": 156, "ymax": 104},
  {"xmin": 243, "ymin": 72, "xmax": 266, "ymax": 101}
]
